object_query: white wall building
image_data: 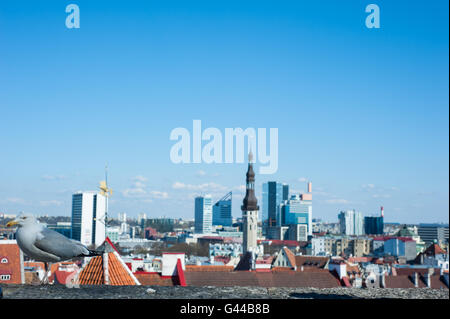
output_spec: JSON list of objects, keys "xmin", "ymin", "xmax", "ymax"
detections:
[
  {"xmin": 71, "ymin": 192, "xmax": 106, "ymax": 247},
  {"xmin": 118, "ymin": 212, "xmax": 127, "ymax": 223},
  {"xmin": 338, "ymin": 210, "xmax": 364, "ymax": 236},
  {"xmin": 161, "ymin": 253, "xmax": 185, "ymax": 277}
]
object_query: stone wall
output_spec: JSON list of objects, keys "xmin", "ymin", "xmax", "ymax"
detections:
[{"xmin": 1, "ymin": 284, "xmax": 448, "ymax": 299}]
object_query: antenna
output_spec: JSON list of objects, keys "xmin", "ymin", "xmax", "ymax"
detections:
[{"xmin": 99, "ymin": 163, "xmax": 113, "ymax": 240}]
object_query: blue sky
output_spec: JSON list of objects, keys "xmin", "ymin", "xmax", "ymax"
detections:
[{"xmin": 0, "ymin": 0, "xmax": 448, "ymax": 224}]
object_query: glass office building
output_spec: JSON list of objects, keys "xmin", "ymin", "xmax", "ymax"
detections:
[
  {"xmin": 364, "ymin": 216, "xmax": 384, "ymax": 235},
  {"xmin": 262, "ymin": 182, "xmax": 283, "ymax": 231},
  {"xmin": 195, "ymin": 195, "xmax": 213, "ymax": 233},
  {"xmin": 212, "ymin": 192, "xmax": 232, "ymax": 227},
  {"xmin": 282, "ymin": 194, "xmax": 313, "ymax": 236}
]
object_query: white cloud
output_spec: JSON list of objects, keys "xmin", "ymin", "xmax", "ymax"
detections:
[
  {"xmin": 362, "ymin": 184, "xmax": 375, "ymax": 190},
  {"xmin": 298, "ymin": 177, "xmax": 307, "ymax": 182},
  {"xmin": 122, "ymin": 187, "xmax": 147, "ymax": 198},
  {"xmin": 41, "ymin": 175, "xmax": 66, "ymax": 181},
  {"xmin": 132, "ymin": 175, "xmax": 148, "ymax": 182},
  {"xmin": 325, "ymin": 199, "xmax": 351, "ymax": 204},
  {"xmin": 40, "ymin": 200, "xmax": 63, "ymax": 207},
  {"xmin": 3, "ymin": 197, "xmax": 27, "ymax": 204},
  {"xmin": 372, "ymin": 194, "xmax": 391, "ymax": 199},
  {"xmin": 149, "ymin": 191, "xmax": 169, "ymax": 199},
  {"xmin": 123, "ymin": 176, "xmax": 169, "ymax": 201},
  {"xmin": 172, "ymin": 182, "xmax": 227, "ymax": 192},
  {"xmin": 233, "ymin": 185, "xmax": 246, "ymax": 193},
  {"xmin": 195, "ymin": 170, "xmax": 207, "ymax": 176}
]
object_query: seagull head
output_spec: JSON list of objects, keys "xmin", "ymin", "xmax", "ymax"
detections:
[{"xmin": 6, "ymin": 213, "xmax": 37, "ymax": 228}]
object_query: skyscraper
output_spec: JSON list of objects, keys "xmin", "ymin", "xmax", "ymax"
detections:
[
  {"xmin": 194, "ymin": 195, "xmax": 213, "ymax": 234},
  {"xmin": 338, "ymin": 210, "xmax": 364, "ymax": 236},
  {"xmin": 212, "ymin": 192, "xmax": 232, "ymax": 226},
  {"xmin": 241, "ymin": 151, "xmax": 259, "ymax": 253},
  {"xmin": 71, "ymin": 191, "xmax": 106, "ymax": 247},
  {"xmin": 262, "ymin": 181, "xmax": 283, "ymax": 235},
  {"xmin": 364, "ymin": 216, "xmax": 384, "ymax": 235},
  {"xmin": 118, "ymin": 212, "xmax": 127, "ymax": 223},
  {"xmin": 282, "ymin": 184, "xmax": 289, "ymax": 201},
  {"xmin": 282, "ymin": 194, "xmax": 313, "ymax": 236}
]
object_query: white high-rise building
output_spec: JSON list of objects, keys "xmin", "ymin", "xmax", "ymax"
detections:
[
  {"xmin": 338, "ymin": 210, "xmax": 364, "ymax": 236},
  {"xmin": 71, "ymin": 192, "xmax": 106, "ymax": 247},
  {"xmin": 138, "ymin": 213, "xmax": 147, "ymax": 225},
  {"xmin": 118, "ymin": 212, "xmax": 127, "ymax": 223},
  {"xmin": 194, "ymin": 195, "xmax": 213, "ymax": 234}
]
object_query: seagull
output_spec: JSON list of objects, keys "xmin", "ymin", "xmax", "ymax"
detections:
[{"xmin": 7, "ymin": 213, "xmax": 102, "ymax": 283}]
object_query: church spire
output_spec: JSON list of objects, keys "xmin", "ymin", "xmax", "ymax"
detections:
[{"xmin": 241, "ymin": 151, "xmax": 258, "ymax": 211}]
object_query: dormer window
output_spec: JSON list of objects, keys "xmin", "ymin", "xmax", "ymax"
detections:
[
  {"xmin": 0, "ymin": 274, "xmax": 11, "ymax": 280},
  {"xmin": 1, "ymin": 257, "xmax": 8, "ymax": 264}
]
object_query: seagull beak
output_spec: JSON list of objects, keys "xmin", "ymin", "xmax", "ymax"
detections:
[{"xmin": 6, "ymin": 220, "xmax": 19, "ymax": 227}]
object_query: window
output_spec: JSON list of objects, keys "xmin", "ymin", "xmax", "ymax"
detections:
[
  {"xmin": 0, "ymin": 257, "xmax": 8, "ymax": 263},
  {"xmin": 0, "ymin": 274, "xmax": 11, "ymax": 281}
]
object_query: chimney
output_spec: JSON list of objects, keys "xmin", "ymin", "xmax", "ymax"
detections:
[
  {"xmin": 308, "ymin": 182, "xmax": 312, "ymax": 193},
  {"xmin": 380, "ymin": 273, "xmax": 386, "ymax": 288},
  {"xmin": 425, "ymin": 273, "xmax": 431, "ymax": 288},
  {"xmin": 103, "ymin": 253, "xmax": 109, "ymax": 285},
  {"xmin": 413, "ymin": 272, "xmax": 419, "ymax": 288}
]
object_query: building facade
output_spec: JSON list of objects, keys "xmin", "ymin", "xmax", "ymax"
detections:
[
  {"xmin": 364, "ymin": 216, "xmax": 384, "ymax": 235},
  {"xmin": 262, "ymin": 181, "xmax": 283, "ymax": 234},
  {"xmin": 212, "ymin": 192, "xmax": 232, "ymax": 227},
  {"xmin": 282, "ymin": 184, "xmax": 289, "ymax": 201},
  {"xmin": 194, "ymin": 195, "xmax": 213, "ymax": 234},
  {"xmin": 71, "ymin": 191, "xmax": 106, "ymax": 247},
  {"xmin": 0, "ymin": 240, "xmax": 25, "ymax": 284},
  {"xmin": 338, "ymin": 210, "xmax": 364, "ymax": 236},
  {"xmin": 282, "ymin": 194, "xmax": 313, "ymax": 236},
  {"xmin": 384, "ymin": 237, "xmax": 417, "ymax": 261},
  {"xmin": 418, "ymin": 224, "xmax": 449, "ymax": 246}
]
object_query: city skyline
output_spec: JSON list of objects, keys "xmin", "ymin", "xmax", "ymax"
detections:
[{"xmin": 0, "ymin": 1, "xmax": 448, "ymax": 224}]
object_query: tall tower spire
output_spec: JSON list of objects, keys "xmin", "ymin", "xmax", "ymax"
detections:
[{"xmin": 241, "ymin": 151, "xmax": 259, "ymax": 255}]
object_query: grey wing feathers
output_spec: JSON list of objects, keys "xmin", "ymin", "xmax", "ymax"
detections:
[{"xmin": 34, "ymin": 228, "xmax": 90, "ymax": 260}]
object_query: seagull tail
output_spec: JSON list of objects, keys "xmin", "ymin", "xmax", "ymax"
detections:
[{"xmin": 79, "ymin": 249, "xmax": 103, "ymax": 257}]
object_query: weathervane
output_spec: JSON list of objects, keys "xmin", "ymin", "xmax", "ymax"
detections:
[{"xmin": 98, "ymin": 164, "xmax": 113, "ymax": 238}]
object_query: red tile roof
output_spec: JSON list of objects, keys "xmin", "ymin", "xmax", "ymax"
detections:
[
  {"xmin": 394, "ymin": 267, "xmax": 440, "ymax": 276},
  {"xmin": 0, "ymin": 240, "xmax": 23, "ymax": 284},
  {"xmin": 424, "ymin": 243, "xmax": 446, "ymax": 256},
  {"xmin": 373, "ymin": 236, "xmax": 415, "ymax": 242},
  {"xmin": 258, "ymin": 239, "xmax": 305, "ymax": 247},
  {"xmin": 348, "ymin": 257, "xmax": 373, "ymax": 263},
  {"xmin": 384, "ymin": 275, "xmax": 418, "ymax": 288},
  {"xmin": 48, "ymin": 262, "xmax": 79, "ymax": 285},
  {"xmin": 134, "ymin": 272, "xmax": 178, "ymax": 286},
  {"xmin": 384, "ymin": 274, "xmax": 448, "ymax": 289},
  {"xmin": 185, "ymin": 271, "xmax": 342, "ymax": 288},
  {"xmin": 284, "ymin": 247, "xmax": 297, "ymax": 268},
  {"xmin": 295, "ymin": 256, "xmax": 329, "ymax": 268},
  {"xmin": 75, "ymin": 238, "xmax": 140, "ymax": 286},
  {"xmin": 24, "ymin": 261, "xmax": 45, "ymax": 270},
  {"xmin": 185, "ymin": 265, "xmax": 234, "ymax": 272}
]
